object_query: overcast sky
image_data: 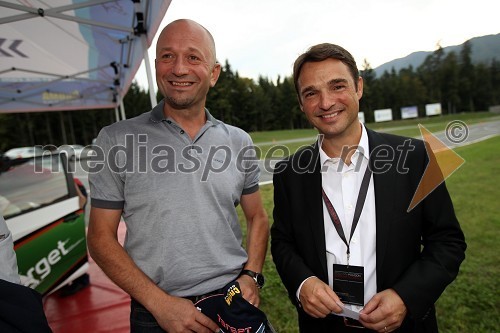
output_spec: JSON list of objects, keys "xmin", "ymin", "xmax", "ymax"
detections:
[{"xmin": 135, "ymin": 0, "xmax": 499, "ymax": 91}]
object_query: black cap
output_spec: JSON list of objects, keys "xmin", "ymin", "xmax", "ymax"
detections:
[{"xmin": 194, "ymin": 281, "xmax": 276, "ymax": 333}]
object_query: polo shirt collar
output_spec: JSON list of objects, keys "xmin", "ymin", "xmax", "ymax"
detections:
[
  {"xmin": 205, "ymin": 109, "xmax": 221, "ymax": 126},
  {"xmin": 150, "ymin": 99, "xmax": 220, "ymax": 126},
  {"xmin": 150, "ymin": 99, "xmax": 166, "ymax": 123}
]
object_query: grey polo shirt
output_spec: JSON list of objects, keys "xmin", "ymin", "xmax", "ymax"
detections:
[{"xmin": 89, "ymin": 100, "xmax": 260, "ymax": 297}]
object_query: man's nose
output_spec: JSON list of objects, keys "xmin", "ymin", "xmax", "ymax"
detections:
[
  {"xmin": 319, "ymin": 92, "xmax": 336, "ymax": 110},
  {"xmin": 172, "ymin": 58, "xmax": 189, "ymax": 75}
]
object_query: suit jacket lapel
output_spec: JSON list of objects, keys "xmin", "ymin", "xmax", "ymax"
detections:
[
  {"xmin": 367, "ymin": 129, "xmax": 396, "ymax": 289},
  {"xmin": 301, "ymin": 141, "xmax": 329, "ymax": 281}
]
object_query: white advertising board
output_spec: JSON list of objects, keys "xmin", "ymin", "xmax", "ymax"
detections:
[
  {"xmin": 401, "ymin": 106, "xmax": 419, "ymax": 119},
  {"xmin": 425, "ymin": 103, "xmax": 442, "ymax": 116},
  {"xmin": 374, "ymin": 109, "xmax": 393, "ymax": 122},
  {"xmin": 358, "ymin": 112, "xmax": 365, "ymax": 123}
]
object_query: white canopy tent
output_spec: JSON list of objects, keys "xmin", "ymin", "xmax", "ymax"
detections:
[{"xmin": 0, "ymin": 0, "xmax": 171, "ymax": 120}]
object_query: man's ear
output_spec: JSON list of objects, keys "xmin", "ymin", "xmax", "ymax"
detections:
[
  {"xmin": 357, "ymin": 76, "xmax": 364, "ymax": 100},
  {"xmin": 297, "ymin": 96, "xmax": 304, "ymax": 112},
  {"xmin": 210, "ymin": 63, "xmax": 222, "ymax": 87}
]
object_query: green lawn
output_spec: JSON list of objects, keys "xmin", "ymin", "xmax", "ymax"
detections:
[
  {"xmin": 434, "ymin": 136, "xmax": 500, "ymax": 333},
  {"xmin": 238, "ymin": 133, "xmax": 500, "ymax": 332}
]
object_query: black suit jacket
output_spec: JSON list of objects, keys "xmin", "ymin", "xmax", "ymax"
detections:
[{"xmin": 271, "ymin": 129, "xmax": 466, "ymax": 332}]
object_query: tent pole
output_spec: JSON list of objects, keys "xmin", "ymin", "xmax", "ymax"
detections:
[
  {"xmin": 120, "ymin": 98, "xmax": 126, "ymax": 120},
  {"xmin": 141, "ymin": 34, "xmax": 157, "ymax": 109},
  {"xmin": 114, "ymin": 106, "xmax": 120, "ymax": 122}
]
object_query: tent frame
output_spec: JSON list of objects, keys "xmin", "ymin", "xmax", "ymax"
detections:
[{"xmin": 0, "ymin": 0, "xmax": 165, "ymax": 116}]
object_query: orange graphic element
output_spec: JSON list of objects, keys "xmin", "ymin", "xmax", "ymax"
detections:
[{"xmin": 407, "ymin": 124, "xmax": 465, "ymax": 212}]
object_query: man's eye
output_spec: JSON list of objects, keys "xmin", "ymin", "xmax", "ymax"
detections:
[{"xmin": 188, "ymin": 55, "xmax": 201, "ymax": 62}]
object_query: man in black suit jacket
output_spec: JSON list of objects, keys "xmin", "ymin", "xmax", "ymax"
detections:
[{"xmin": 270, "ymin": 43, "xmax": 466, "ymax": 333}]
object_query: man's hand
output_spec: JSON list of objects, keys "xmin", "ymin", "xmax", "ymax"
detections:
[
  {"xmin": 237, "ymin": 274, "xmax": 260, "ymax": 307},
  {"xmin": 359, "ymin": 289, "xmax": 407, "ymax": 332},
  {"xmin": 299, "ymin": 277, "xmax": 343, "ymax": 318},
  {"xmin": 152, "ymin": 295, "xmax": 220, "ymax": 333}
]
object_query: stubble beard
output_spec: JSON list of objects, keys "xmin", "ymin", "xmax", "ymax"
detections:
[
  {"xmin": 314, "ymin": 110, "xmax": 358, "ymax": 139},
  {"xmin": 164, "ymin": 95, "xmax": 195, "ymax": 110}
]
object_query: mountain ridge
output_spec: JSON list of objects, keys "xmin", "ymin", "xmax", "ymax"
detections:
[{"xmin": 373, "ymin": 33, "xmax": 500, "ymax": 77}]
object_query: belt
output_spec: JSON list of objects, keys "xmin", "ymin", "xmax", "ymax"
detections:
[{"xmin": 183, "ymin": 288, "xmax": 224, "ymax": 303}]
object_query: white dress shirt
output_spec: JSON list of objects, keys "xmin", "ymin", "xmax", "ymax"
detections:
[
  {"xmin": 296, "ymin": 124, "xmax": 377, "ymax": 313},
  {"xmin": 321, "ymin": 123, "xmax": 377, "ymax": 311}
]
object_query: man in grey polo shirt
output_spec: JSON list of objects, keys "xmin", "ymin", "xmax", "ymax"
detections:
[{"xmin": 87, "ymin": 19, "xmax": 269, "ymax": 333}]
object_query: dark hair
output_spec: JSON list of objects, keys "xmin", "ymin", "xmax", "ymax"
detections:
[{"xmin": 293, "ymin": 43, "xmax": 359, "ymax": 98}]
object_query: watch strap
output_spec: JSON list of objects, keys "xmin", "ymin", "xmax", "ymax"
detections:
[{"xmin": 240, "ymin": 269, "xmax": 264, "ymax": 288}]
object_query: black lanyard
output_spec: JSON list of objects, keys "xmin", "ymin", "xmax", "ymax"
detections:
[{"xmin": 322, "ymin": 164, "xmax": 372, "ymax": 266}]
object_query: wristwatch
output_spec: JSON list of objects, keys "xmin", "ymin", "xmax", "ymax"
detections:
[{"xmin": 240, "ymin": 269, "xmax": 265, "ymax": 289}]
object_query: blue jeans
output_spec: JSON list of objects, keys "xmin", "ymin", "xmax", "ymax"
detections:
[{"xmin": 130, "ymin": 299, "xmax": 165, "ymax": 333}]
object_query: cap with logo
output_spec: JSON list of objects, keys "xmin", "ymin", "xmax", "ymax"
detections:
[{"xmin": 194, "ymin": 281, "xmax": 276, "ymax": 333}]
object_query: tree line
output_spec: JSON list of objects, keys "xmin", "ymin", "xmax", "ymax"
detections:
[{"xmin": 1, "ymin": 41, "xmax": 498, "ymax": 151}]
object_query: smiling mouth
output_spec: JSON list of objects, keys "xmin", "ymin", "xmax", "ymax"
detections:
[
  {"xmin": 321, "ymin": 111, "xmax": 340, "ymax": 119},
  {"xmin": 170, "ymin": 81, "xmax": 193, "ymax": 86}
]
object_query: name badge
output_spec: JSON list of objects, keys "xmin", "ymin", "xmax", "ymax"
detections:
[{"xmin": 332, "ymin": 264, "xmax": 364, "ymax": 306}]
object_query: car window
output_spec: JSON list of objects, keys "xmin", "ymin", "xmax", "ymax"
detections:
[{"xmin": 0, "ymin": 155, "xmax": 69, "ymax": 219}]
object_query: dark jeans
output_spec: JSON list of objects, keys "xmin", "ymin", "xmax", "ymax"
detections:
[
  {"xmin": 130, "ymin": 287, "xmax": 224, "ymax": 332},
  {"xmin": 130, "ymin": 299, "xmax": 165, "ymax": 333}
]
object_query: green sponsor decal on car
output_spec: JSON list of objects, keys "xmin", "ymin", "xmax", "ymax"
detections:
[{"xmin": 15, "ymin": 213, "xmax": 87, "ymax": 294}]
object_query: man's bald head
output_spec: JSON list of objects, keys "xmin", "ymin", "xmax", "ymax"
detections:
[{"xmin": 156, "ymin": 19, "xmax": 217, "ymax": 65}]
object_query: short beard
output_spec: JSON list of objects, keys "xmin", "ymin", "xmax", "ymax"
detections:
[{"xmin": 164, "ymin": 95, "xmax": 194, "ymax": 109}]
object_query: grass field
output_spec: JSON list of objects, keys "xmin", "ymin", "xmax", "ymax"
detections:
[{"xmin": 237, "ymin": 113, "xmax": 500, "ymax": 332}]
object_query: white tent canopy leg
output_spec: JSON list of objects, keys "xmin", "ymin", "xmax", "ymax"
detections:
[
  {"xmin": 119, "ymin": 98, "xmax": 126, "ymax": 121},
  {"xmin": 142, "ymin": 34, "xmax": 157, "ymax": 109},
  {"xmin": 114, "ymin": 106, "xmax": 120, "ymax": 123}
]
